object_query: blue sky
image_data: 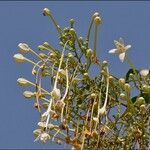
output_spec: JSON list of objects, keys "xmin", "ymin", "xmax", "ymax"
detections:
[{"xmin": 0, "ymin": 1, "xmax": 150, "ymax": 149}]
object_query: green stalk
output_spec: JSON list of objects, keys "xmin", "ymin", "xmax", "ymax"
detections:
[
  {"xmin": 86, "ymin": 19, "xmax": 94, "ymax": 46},
  {"xmin": 126, "ymin": 54, "xmax": 142, "ymax": 89},
  {"xmin": 93, "ymin": 24, "xmax": 98, "ymax": 58},
  {"xmin": 48, "ymin": 13, "xmax": 62, "ymax": 36}
]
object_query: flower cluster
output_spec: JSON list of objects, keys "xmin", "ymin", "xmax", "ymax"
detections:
[{"xmin": 14, "ymin": 8, "xmax": 150, "ymax": 149}]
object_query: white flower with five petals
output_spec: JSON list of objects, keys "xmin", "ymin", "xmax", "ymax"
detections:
[{"xmin": 109, "ymin": 38, "xmax": 131, "ymax": 62}]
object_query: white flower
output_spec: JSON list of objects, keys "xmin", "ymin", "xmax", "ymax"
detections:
[
  {"xmin": 109, "ymin": 38, "xmax": 131, "ymax": 62},
  {"xmin": 140, "ymin": 69, "xmax": 149, "ymax": 77},
  {"xmin": 18, "ymin": 43, "xmax": 30, "ymax": 53}
]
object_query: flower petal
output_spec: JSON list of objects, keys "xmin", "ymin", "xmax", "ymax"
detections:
[
  {"xmin": 125, "ymin": 45, "xmax": 131, "ymax": 50},
  {"xmin": 119, "ymin": 52, "xmax": 126, "ymax": 62},
  {"xmin": 119, "ymin": 37, "xmax": 124, "ymax": 45},
  {"xmin": 140, "ymin": 69, "xmax": 149, "ymax": 77},
  {"xmin": 108, "ymin": 49, "xmax": 117, "ymax": 54}
]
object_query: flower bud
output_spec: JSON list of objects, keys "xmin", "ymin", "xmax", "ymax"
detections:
[
  {"xmin": 70, "ymin": 18, "xmax": 75, "ymax": 25},
  {"xmin": 140, "ymin": 104, "xmax": 146, "ymax": 114},
  {"xmin": 143, "ymin": 85, "xmax": 150, "ymax": 93},
  {"xmin": 39, "ymin": 53, "xmax": 47, "ymax": 59},
  {"xmin": 135, "ymin": 97, "xmax": 145, "ymax": 106},
  {"xmin": 43, "ymin": 42, "xmax": 50, "ymax": 47},
  {"xmin": 18, "ymin": 43, "xmax": 30, "ymax": 53},
  {"xmin": 23, "ymin": 91, "xmax": 35, "ymax": 98},
  {"xmin": 68, "ymin": 53, "xmax": 73, "ymax": 58},
  {"xmin": 120, "ymin": 93, "xmax": 126, "ymax": 99},
  {"xmin": 92, "ymin": 12, "xmax": 99, "ymax": 19},
  {"xmin": 124, "ymin": 83, "xmax": 131, "ymax": 93},
  {"xmin": 83, "ymin": 72, "xmax": 89, "ymax": 78},
  {"xmin": 51, "ymin": 88, "xmax": 61, "ymax": 100},
  {"xmin": 109, "ymin": 76, "xmax": 114, "ymax": 82},
  {"xmin": 50, "ymin": 52, "xmax": 57, "ymax": 59},
  {"xmin": 17, "ymin": 78, "xmax": 29, "ymax": 86},
  {"xmin": 129, "ymin": 73, "xmax": 134, "ymax": 78},
  {"xmin": 119, "ymin": 78, "xmax": 125, "ymax": 87},
  {"xmin": 13, "ymin": 53, "xmax": 25, "ymax": 63},
  {"xmin": 69, "ymin": 28, "xmax": 75, "ymax": 34},
  {"xmin": 94, "ymin": 16, "xmax": 101, "ymax": 26},
  {"xmin": 91, "ymin": 93, "xmax": 96, "ymax": 99},
  {"xmin": 43, "ymin": 8, "xmax": 51, "ymax": 16},
  {"xmin": 86, "ymin": 49, "xmax": 93, "ymax": 58},
  {"xmin": 38, "ymin": 45, "xmax": 47, "ymax": 50},
  {"xmin": 102, "ymin": 60, "xmax": 108, "ymax": 66}
]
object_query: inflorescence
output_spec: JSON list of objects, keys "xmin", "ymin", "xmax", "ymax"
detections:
[{"xmin": 14, "ymin": 8, "xmax": 150, "ymax": 149}]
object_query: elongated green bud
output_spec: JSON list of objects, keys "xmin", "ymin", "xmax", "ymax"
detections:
[
  {"xmin": 13, "ymin": 53, "xmax": 25, "ymax": 63},
  {"xmin": 17, "ymin": 78, "xmax": 29, "ymax": 86},
  {"xmin": 18, "ymin": 43, "xmax": 30, "ymax": 53},
  {"xmin": 124, "ymin": 83, "xmax": 131, "ymax": 93},
  {"xmin": 23, "ymin": 91, "xmax": 35, "ymax": 98}
]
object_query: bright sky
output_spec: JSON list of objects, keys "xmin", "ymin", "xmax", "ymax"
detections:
[{"xmin": 0, "ymin": 1, "xmax": 150, "ymax": 149}]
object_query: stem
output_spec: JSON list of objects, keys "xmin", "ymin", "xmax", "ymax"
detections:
[
  {"xmin": 54, "ymin": 41, "xmax": 69, "ymax": 89},
  {"xmin": 26, "ymin": 80, "xmax": 50, "ymax": 95},
  {"xmin": 61, "ymin": 60, "xmax": 69, "ymax": 122},
  {"xmin": 98, "ymin": 67, "xmax": 109, "ymax": 116},
  {"xmin": 86, "ymin": 19, "xmax": 94, "ymax": 47},
  {"xmin": 45, "ymin": 98, "xmax": 53, "ymax": 130},
  {"xmin": 93, "ymin": 24, "xmax": 98, "ymax": 58},
  {"xmin": 29, "ymin": 48, "xmax": 43, "ymax": 60},
  {"xmin": 81, "ymin": 108, "xmax": 90, "ymax": 150},
  {"xmin": 48, "ymin": 13, "xmax": 62, "ymax": 36},
  {"xmin": 126, "ymin": 54, "xmax": 142, "ymax": 89},
  {"xmin": 90, "ymin": 98, "xmax": 96, "ymax": 132}
]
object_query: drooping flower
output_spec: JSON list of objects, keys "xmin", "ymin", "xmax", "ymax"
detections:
[{"xmin": 109, "ymin": 38, "xmax": 131, "ymax": 62}]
